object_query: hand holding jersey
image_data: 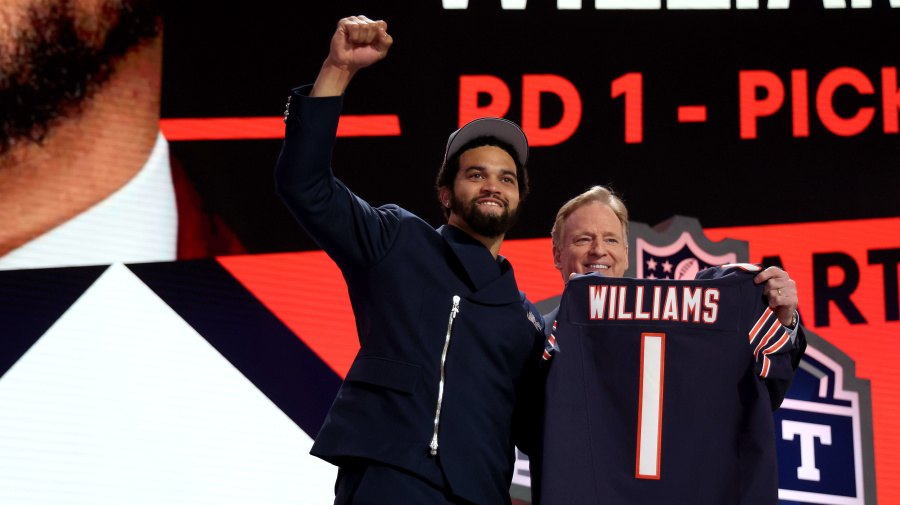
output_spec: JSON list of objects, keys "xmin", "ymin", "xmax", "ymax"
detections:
[
  {"xmin": 534, "ymin": 185, "xmax": 806, "ymax": 504},
  {"xmin": 538, "ymin": 265, "xmax": 796, "ymax": 505},
  {"xmin": 755, "ymin": 266, "xmax": 800, "ymax": 328}
]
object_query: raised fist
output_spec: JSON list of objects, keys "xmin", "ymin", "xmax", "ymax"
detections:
[{"xmin": 325, "ymin": 15, "xmax": 393, "ymax": 74}]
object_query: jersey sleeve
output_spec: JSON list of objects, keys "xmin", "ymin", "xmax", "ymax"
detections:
[{"xmin": 697, "ymin": 264, "xmax": 798, "ymax": 410}]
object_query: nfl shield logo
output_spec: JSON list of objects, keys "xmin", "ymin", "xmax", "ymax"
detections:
[{"xmin": 627, "ymin": 215, "xmax": 747, "ymax": 279}]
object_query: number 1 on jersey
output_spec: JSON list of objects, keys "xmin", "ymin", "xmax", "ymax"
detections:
[{"xmin": 636, "ymin": 333, "xmax": 665, "ymax": 479}]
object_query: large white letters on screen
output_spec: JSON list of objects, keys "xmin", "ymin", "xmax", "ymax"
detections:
[{"xmin": 782, "ymin": 420, "xmax": 833, "ymax": 481}]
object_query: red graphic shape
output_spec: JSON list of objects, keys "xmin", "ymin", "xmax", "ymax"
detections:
[
  {"xmin": 159, "ymin": 115, "xmax": 401, "ymax": 141},
  {"xmin": 739, "ymin": 70, "xmax": 785, "ymax": 139},
  {"xmin": 791, "ymin": 69, "xmax": 810, "ymax": 138},
  {"xmin": 611, "ymin": 72, "xmax": 643, "ymax": 144},
  {"xmin": 459, "ymin": 75, "xmax": 512, "ymax": 127},
  {"xmin": 218, "ymin": 251, "xmax": 358, "ymax": 378},
  {"xmin": 677, "ymin": 106, "xmax": 706, "ymax": 123},
  {"xmin": 816, "ymin": 67, "xmax": 875, "ymax": 137},
  {"xmin": 883, "ymin": 67, "xmax": 900, "ymax": 134},
  {"xmin": 498, "ymin": 237, "xmax": 566, "ymax": 305},
  {"xmin": 521, "ymin": 74, "xmax": 583, "ymax": 147}
]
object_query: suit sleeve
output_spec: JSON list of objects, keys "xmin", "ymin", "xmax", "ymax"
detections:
[
  {"xmin": 791, "ymin": 324, "xmax": 808, "ymax": 371},
  {"xmin": 274, "ymin": 85, "xmax": 402, "ymax": 274},
  {"xmin": 511, "ymin": 299, "xmax": 547, "ymax": 458}
]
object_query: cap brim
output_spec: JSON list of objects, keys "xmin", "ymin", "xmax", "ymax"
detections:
[{"xmin": 444, "ymin": 117, "xmax": 528, "ymax": 166}]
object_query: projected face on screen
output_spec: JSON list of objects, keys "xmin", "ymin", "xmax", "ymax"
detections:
[
  {"xmin": 0, "ymin": 0, "xmax": 161, "ymax": 157},
  {"xmin": 0, "ymin": 1, "xmax": 236, "ymax": 271}
]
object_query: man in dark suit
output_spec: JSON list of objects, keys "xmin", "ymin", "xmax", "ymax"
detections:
[
  {"xmin": 275, "ymin": 15, "xmax": 545, "ymax": 505},
  {"xmin": 532, "ymin": 186, "xmax": 808, "ymax": 504}
]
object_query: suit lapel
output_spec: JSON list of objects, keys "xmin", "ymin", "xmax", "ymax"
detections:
[{"xmin": 438, "ymin": 225, "xmax": 521, "ymax": 306}]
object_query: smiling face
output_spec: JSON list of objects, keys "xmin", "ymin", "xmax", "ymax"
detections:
[
  {"xmin": 553, "ymin": 202, "xmax": 629, "ymax": 281},
  {"xmin": 441, "ymin": 145, "xmax": 520, "ymax": 239}
]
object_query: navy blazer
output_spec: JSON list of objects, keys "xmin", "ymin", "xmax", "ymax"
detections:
[{"xmin": 275, "ymin": 87, "xmax": 545, "ymax": 505}]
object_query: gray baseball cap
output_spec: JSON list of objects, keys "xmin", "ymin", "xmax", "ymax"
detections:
[{"xmin": 444, "ymin": 117, "xmax": 528, "ymax": 166}]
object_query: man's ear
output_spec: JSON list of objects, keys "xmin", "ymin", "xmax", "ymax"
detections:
[
  {"xmin": 552, "ymin": 245, "xmax": 562, "ymax": 270},
  {"xmin": 439, "ymin": 186, "xmax": 451, "ymax": 209},
  {"xmin": 623, "ymin": 244, "xmax": 629, "ymax": 272}
]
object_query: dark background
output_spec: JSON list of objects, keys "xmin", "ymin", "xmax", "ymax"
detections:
[{"xmin": 160, "ymin": 1, "xmax": 900, "ymax": 254}]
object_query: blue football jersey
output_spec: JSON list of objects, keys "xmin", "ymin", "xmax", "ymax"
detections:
[{"xmin": 537, "ymin": 264, "xmax": 795, "ymax": 505}]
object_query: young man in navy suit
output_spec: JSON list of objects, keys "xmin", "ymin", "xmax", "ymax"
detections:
[{"xmin": 275, "ymin": 15, "xmax": 545, "ymax": 505}]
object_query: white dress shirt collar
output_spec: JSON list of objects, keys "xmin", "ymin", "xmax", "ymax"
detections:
[{"xmin": 0, "ymin": 133, "xmax": 178, "ymax": 271}]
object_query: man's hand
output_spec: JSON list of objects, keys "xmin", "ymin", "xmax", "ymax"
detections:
[
  {"xmin": 312, "ymin": 16, "xmax": 393, "ymax": 97},
  {"xmin": 755, "ymin": 266, "xmax": 799, "ymax": 327},
  {"xmin": 327, "ymin": 16, "xmax": 392, "ymax": 73}
]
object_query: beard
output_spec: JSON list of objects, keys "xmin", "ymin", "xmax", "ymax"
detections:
[
  {"xmin": 450, "ymin": 192, "xmax": 518, "ymax": 239},
  {"xmin": 0, "ymin": 0, "xmax": 161, "ymax": 158}
]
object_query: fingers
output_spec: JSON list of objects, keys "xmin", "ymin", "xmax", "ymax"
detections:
[
  {"xmin": 321, "ymin": 15, "xmax": 391, "ymax": 84},
  {"xmin": 757, "ymin": 267, "xmax": 793, "ymax": 298},
  {"xmin": 380, "ymin": 26, "xmax": 394, "ymax": 51},
  {"xmin": 764, "ymin": 278, "xmax": 797, "ymax": 307},
  {"xmin": 757, "ymin": 267, "xmax": 799, "ymax": 326},
  {"xmin": 757, "ymin": 267, "xmax": 792, "ymax": 298},
  {"xmin": 754, "ymin": 265, "xmax": 785, "ymax": 285},
  {"xmin": 339, "ymin": 15, "xmax": 388, "ymax": 46}
]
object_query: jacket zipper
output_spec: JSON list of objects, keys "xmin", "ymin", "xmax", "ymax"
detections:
[{"xmin": 430, "ymin": 295, "xmax": 460, "ymax": 456}]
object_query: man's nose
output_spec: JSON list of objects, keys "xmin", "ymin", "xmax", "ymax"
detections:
[{"xmin": 480, "ymin": 178, "xmax": 500, "ymax": 194}]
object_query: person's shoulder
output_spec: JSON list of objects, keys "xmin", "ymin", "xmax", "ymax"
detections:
[
  {"xmin": 373, "ymin": 204, "xmax": 449, "ymax": 249},
  {"xmin": 379, "ymin": 204, "xmax": 434, "ymax": 228},
  {"xmin": 521, "ymin": 295, "xmax": 546, "ymax": 333}
]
